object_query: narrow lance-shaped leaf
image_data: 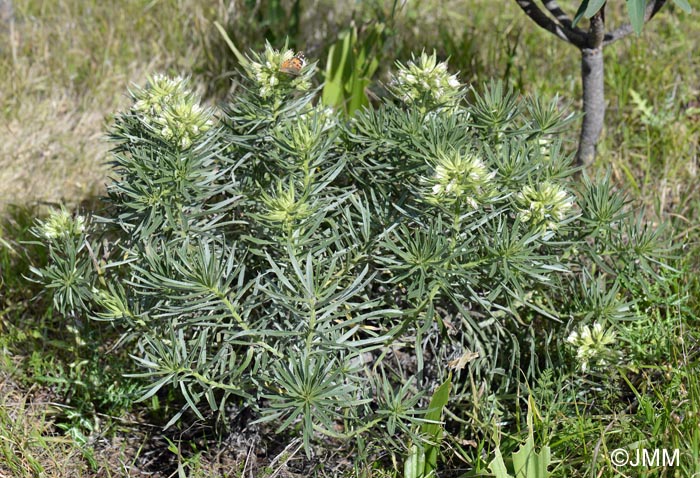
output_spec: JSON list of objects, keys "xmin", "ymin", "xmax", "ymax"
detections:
[
  {"xmin": 627, "ymin": 0, "xmax": 648, "ymax": 35},
  {"xmin": 573, "ymin": 0, "xmax": 607, "ymax": 27},
  {"xmin": 672, "ymin": 0, "xmax": 691, "ymax": 13}
]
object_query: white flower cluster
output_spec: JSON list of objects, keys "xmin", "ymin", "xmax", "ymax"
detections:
[
  {"xmin": 245, "ymin": 45, "xmax": 311, "ymax": 99},
  {"xmin": 420, "ymin": 150, "xmax": 573, "ymax": 235},
  {"xmin": 131, "ymin": 74, "xmax": 214, "ymax": 150},
  {"xmin": 297, "ymin": 104, "xmax": 339, "ymax": 131},
  {"xmin": 423, "ymin": 151, "xmax": 495, "ymax": 208},
  {"xmin": 39, "ymin": 207, "xmax": 86, "ymax": 241},
  {"xmin": 515, "ymin": 182, "xmax": 574, "ymax": 233},
  {"xmin": 566, "ymin": 322, "xmax": 617, "ymax": 372},
  {"xmin": 390, "ymin": 52, "xmax": 463, "ymax": 111},
  {"xmin": 132, "ymin": 74, "xmax": 185, "ymax": 117}
]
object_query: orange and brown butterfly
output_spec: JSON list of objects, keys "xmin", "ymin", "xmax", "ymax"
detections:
[{"xmin": 280, "ymin": 52, "xmax": 307, "ymax": 76}]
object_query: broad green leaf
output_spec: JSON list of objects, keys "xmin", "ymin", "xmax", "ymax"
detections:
[
  {"xmin": 403, "ymin": 444, "xmax": 425, "ymax": 478},
  {"xmin": 348, "ymin": 70, "xmax": 369, "ymax": 113},
  {"xmin": 512, "ymin": 438, "xmax": 551, "ymax": 478},
  {"xmin": 512, "ymin": 435, "xmax": 551, "ymax": 478},
  {"xmin": 421, "ymin": 374, "xmax": 452, "ymax": 439},
  {"xmin": 403, "ymin": 376, "xmax": 452, "ymax": 478},
  {"xmin": 421, "ymin": 374, "xmax": 452, "ymax": 475},
  {"xmin": 626, "ymin": 0, "xmax": 647, "ymax": 35},
  {"xmin": 322, "ymin": 25, "xmax": 382, "ymax": 114},
  {"xmin": 512, "ymin": 397, "xmax": 551, "ymax": 478},
  {"xmin": 489, "ymin": 446, "xmax": 515, "ymax": 478},
  {"xmin": 322, "ymin": 32, "xmax": 352, "ymax": 108}
]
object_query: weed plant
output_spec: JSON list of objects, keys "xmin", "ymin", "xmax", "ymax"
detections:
[{"xmin": 25, "ymin": 45, "xmax": 683, "ymax": 474}]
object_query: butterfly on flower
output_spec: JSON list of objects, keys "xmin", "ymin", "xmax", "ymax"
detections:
[{"xmin": 280, "ymin": 52, "xmax": 307, "ymax": 76}]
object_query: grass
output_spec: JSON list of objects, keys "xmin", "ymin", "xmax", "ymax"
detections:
[
  {"xmin": 0, "ymin": 0, "xmax": 235, "ymax": 212},
  {"xmin": 0, "ymin": 371, "xmax": 83, "ymax": 478},
  {"xmin": 1, "ymin": 0, "xmax": 699, "ymax": 476}
]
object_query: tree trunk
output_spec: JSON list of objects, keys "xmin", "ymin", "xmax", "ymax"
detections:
[
  {"xmin": 512, "ymin": 1, "xmax": 670, "ymax": 167},
  {"xmin": 0, "ymin": 0, "xmax": 12, "ymax": 25},
  {"xmin": 576, "ymin": 47, "xmax": 605, "ymax": 166}
]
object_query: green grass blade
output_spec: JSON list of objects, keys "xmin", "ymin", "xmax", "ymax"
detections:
[{"xmin": 213, "ymin": 21, "xmax": 248, "ymax": 66}]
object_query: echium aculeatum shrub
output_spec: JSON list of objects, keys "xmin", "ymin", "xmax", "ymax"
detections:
[{"xmin": 30, "ymin": 45, "xmax": 672, "ymax": 459}]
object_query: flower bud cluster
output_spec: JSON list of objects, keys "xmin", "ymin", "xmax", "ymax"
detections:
[
  {"xmin": 567, "ymin": 322, "xmax": 617, "ymax": 371},
  {"xmin": 38, "ymin": 207, "xmax": 86, "ymax": 241},
  {"xmin": 245, "ymin": 44, "xmax": 312, "ymax": 99},
  {"xmin": 260, "ymin": 180, "xmax": 312, "ymax": 228},
  {"xmin": 422, "ymin": 150, "xmax": 495, "ymax": 208},
  {"xmin": 297, "ymin": 104, "xmax": 339, "ymax": 131},
  {"xmin": 390, "ymin": 52, "xmax": 463, "ymax": 111},
  {"xmin": 131, "ymin": 74, "xmax": 214, "ymax": 150},
  {"xmin": 515, "ymin": 182, "xmax": 574, "ymax": 233}
]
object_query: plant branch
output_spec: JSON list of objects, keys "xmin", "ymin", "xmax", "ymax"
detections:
[
  {"xmin": 540, "ymin": 0, "xmax": 578, "ymax": 31},
  {"xmin": 587, "ymin": 8, "xmax": 606, "ymax": 49},
  {"xmin": 514, "ymin": 0, "xmax": 587, "ymax": 47},
  {"xmin": 603, "ymin": 0, "xmax": 667, "ymax": 46}
]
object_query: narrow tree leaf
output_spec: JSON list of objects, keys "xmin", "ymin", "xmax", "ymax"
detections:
[
  {"xmin": 572, "ymin": 0, "xmax": 590, "ymax": 27},
  {"xmin": 584, "ymin": 0, "xmax": 607, "ymax": 17},
  {"xmin": 672, "ymin": 0, "xmax": 691, "ymax": 12},
  {"xmin": 573, "ymin": 0, "xmax": 607, "ymax": 26},
  {"xmin": 627, "ymin": 0, "xmax": 647, "ymax": 35}
]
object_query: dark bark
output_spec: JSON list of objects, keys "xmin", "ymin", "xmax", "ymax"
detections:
[
  {"xmin": 514, "ymin": 0, "xmax": 587, "ymax": 46},
  {"xmin": 541, "ymin": 0, "xmax": 576, "ymax": 31}
]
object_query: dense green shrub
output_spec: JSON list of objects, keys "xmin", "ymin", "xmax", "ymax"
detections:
[{"xmin": 29, "ymin": 44, "xmax": 672, "ymax": 463}]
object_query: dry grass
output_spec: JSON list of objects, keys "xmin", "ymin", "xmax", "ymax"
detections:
[
  {"xmin": 0, "ymin": 365, "xmax": 260, "ymax": 477},
  {"xmin": 0, "ymin": 370, "xmax": 88, "ymax": 477},
  {"xmin": 0, "ymin": 0, "xmax": 214, "ymax": 211},
  {"xmin": 0, "ymin": 97, "xmax": 111, "ymax": 211}
]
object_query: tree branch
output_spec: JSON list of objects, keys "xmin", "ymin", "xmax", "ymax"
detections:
[
  {"xmin": 587, "ymin": 8, "xmax": 606, "ymax": 49},
  {"xmin": 514, "ymin": 0, "xmax": 587, "ymax": 47},
  {"xmin": 603, "ymin": 0, "xmax": 667, "ymax": 46},
  {"xmin": 540, "ymin": 0, "xmax": 578, "ymax": 31}
]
